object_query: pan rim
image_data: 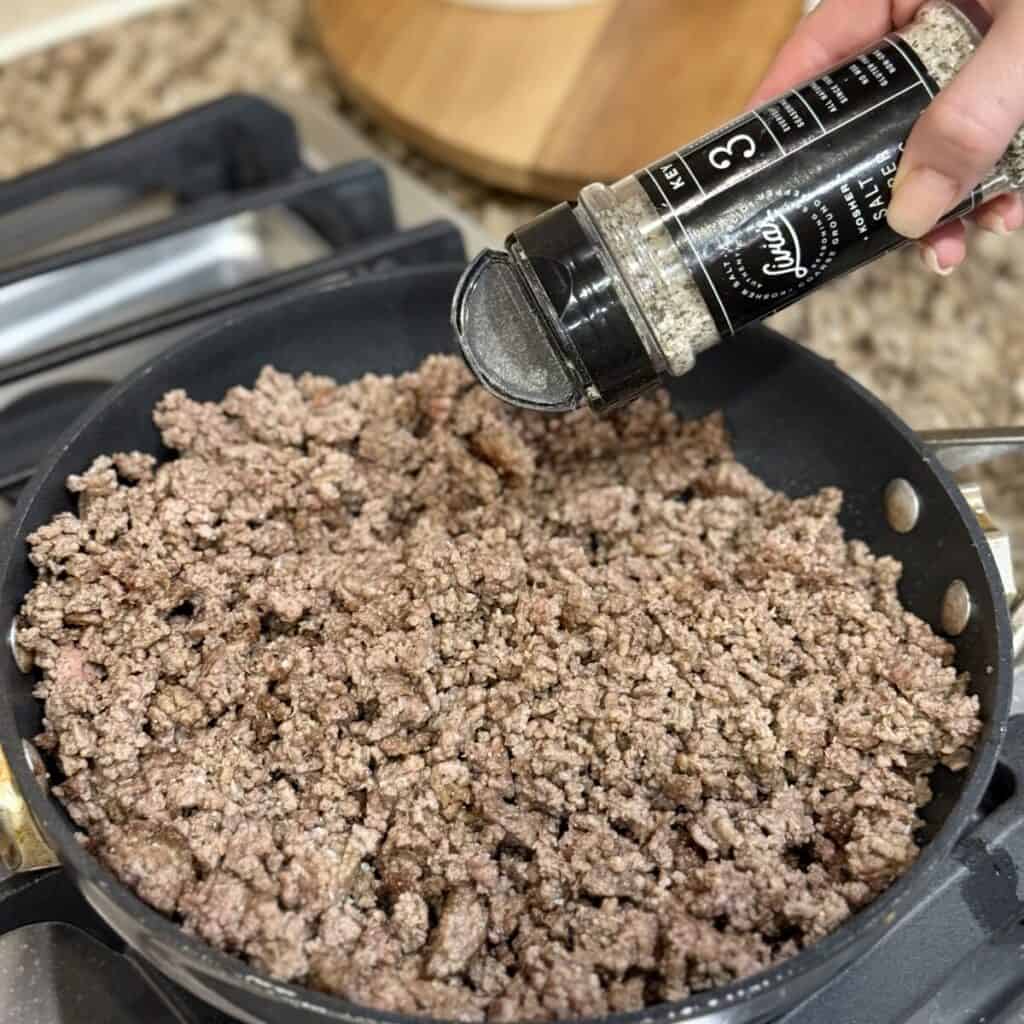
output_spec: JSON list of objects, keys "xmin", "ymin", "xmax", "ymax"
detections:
[{"xmin": 0, "ymin": 263, "xmax": 1012, "ymax": 1024}]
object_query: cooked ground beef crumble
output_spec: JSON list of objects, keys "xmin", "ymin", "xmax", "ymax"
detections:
[{"xmin": 17, "ymin": 355, "xmax": 979, "ymax": 1021}]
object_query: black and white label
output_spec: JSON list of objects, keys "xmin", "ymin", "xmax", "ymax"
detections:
[{"xmin": 637, "ymin": 37, "xmax": 981, "ymax": 336}]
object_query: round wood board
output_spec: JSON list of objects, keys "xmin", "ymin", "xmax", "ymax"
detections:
[{"xmin": 311, "ymin": 0, "xmax": 803, "ymax": 201}]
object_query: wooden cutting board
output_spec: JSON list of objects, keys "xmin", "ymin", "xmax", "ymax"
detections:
[{"xmin": 311, "ymin": 0, "xmax": 803, "ymax": 201}]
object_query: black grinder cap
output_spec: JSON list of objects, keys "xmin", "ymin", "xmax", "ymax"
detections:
[{"xmin": 452, "ymin": 203, "xmax": 660, "ymax": 413}]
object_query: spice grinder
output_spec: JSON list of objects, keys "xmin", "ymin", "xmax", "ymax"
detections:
[{"xmin": 453, "ymin": 0, "xmax": 1024, "ymax": 412}]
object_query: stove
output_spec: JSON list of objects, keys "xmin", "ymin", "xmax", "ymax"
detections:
[
  {"xmin": 0, "ymin": 90, "xmax": 492, "ymax": 517},
  {"xmin": 1, "ymin": 92, "xmax": 1023, "ymax": 1024}
]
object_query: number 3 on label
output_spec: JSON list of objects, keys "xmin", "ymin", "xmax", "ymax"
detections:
[{"xmin": 709, "ymin": 134, "xmax": 756, "ymax": 171}]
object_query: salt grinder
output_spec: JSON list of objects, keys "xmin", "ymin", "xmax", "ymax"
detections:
[{"xmin": 453, "ymin": 0, "xmax": 1024, "ymax": 413}]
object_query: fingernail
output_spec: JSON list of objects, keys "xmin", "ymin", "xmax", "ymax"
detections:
[
  {"xmin": 888, "ymin": 167, "xmax": 961, "ymax": 239},
  {"xmin": 920, "ymin": 243, "xmax": 956, "ymax": 277},
  {"xmin": 977, "ymin": 209, "xmax": 1011, "ymax": 236}
]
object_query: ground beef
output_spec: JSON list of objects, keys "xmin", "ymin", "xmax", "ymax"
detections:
[{"xmin": 17, "ymin": 355, "xmax": 980, "ymax": 1021}]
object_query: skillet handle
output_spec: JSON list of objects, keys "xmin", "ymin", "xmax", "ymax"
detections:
[{"xmin": 920, "ymin": 427, "xmax": 1024, "ymax": 475}]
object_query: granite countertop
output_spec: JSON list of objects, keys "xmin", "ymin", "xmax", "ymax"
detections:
[{"xmin": 2, "ymin": 0, "xmax": 1022, "ymax": 576}]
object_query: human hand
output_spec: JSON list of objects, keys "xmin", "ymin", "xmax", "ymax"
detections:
[{"xmin": 750, "ymin": 0, "xmax": 1024, "ymax": 274}]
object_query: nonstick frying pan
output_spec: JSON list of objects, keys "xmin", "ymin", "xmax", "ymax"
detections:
[{"xmin": 0, "ymin": 265, "xmax": 1022, "ymax": 1024}]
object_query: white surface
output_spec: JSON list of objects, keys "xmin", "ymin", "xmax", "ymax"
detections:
[{"xmin": 0, "ymin": 0, "xmax": 183, "ymax": 64}]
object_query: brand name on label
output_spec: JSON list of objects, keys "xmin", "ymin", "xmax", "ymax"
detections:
[{"xmin": 760, "ymin": 215, "xmax": 808, "ymax": 280}]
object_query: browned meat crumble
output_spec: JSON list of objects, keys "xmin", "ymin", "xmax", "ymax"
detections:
[{"xmin": 17, "ymin": 355, "xmax": 980, "ymax": 1021}]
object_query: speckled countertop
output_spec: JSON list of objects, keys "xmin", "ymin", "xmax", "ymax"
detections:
[{"xmin": 2, "ymin": 0, "xmax": 1023, "ymax": 575}]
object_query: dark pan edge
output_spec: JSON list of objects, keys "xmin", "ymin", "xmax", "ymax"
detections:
[{"xmin": 0, "ymin": 266, "xmax": 1012, "ymax": 1024}]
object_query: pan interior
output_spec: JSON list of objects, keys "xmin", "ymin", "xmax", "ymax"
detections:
[{"xmin": 0, "ymin": 266, "xmax": 1008, "ymax": 1018}]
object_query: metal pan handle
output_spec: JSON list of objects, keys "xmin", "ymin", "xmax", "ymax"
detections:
[{"xmin": 922, "ymin": 427, "xmax": 1024, "ymax": 474}]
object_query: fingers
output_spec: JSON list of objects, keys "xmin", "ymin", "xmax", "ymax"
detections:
[
  {"xmin": 919, "ymin": 218, "xmax": 967, "ymax": 275},
  {"xmin": 887, "ymin": 4, "xmax": 1024, "ymax": 238},
  {"xmin": 915, "ymin": 193, "xmax": 1022, "ymax": 277},
  {"xmin": 747, "ymin": 0, "xmax": 1020, "ymax": 268},
  {"xmin": 973, "ymin": 191, "xmax": 1024, "ymax": 235},
  {"xmin": 749, "ymin": 0, "xmax": 894, "ymax": 106}
]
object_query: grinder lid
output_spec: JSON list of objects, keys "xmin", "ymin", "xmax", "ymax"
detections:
[
  {"xmin": 452, "ymin": 203, "xmax": 660, "ymax": 413},
  {"xmin": 451, "ymin": 248, "xmax": 581, "ymax": 412}
]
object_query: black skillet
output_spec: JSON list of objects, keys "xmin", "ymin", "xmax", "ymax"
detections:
[{"xmin": 0, "ymin": 265, "xmax": 1020, "ymax": 1024}]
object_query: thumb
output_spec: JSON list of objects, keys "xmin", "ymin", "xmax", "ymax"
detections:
[{"xmin": 888, "ymin": 9, "xmax": 1024, "ymax": 239}]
